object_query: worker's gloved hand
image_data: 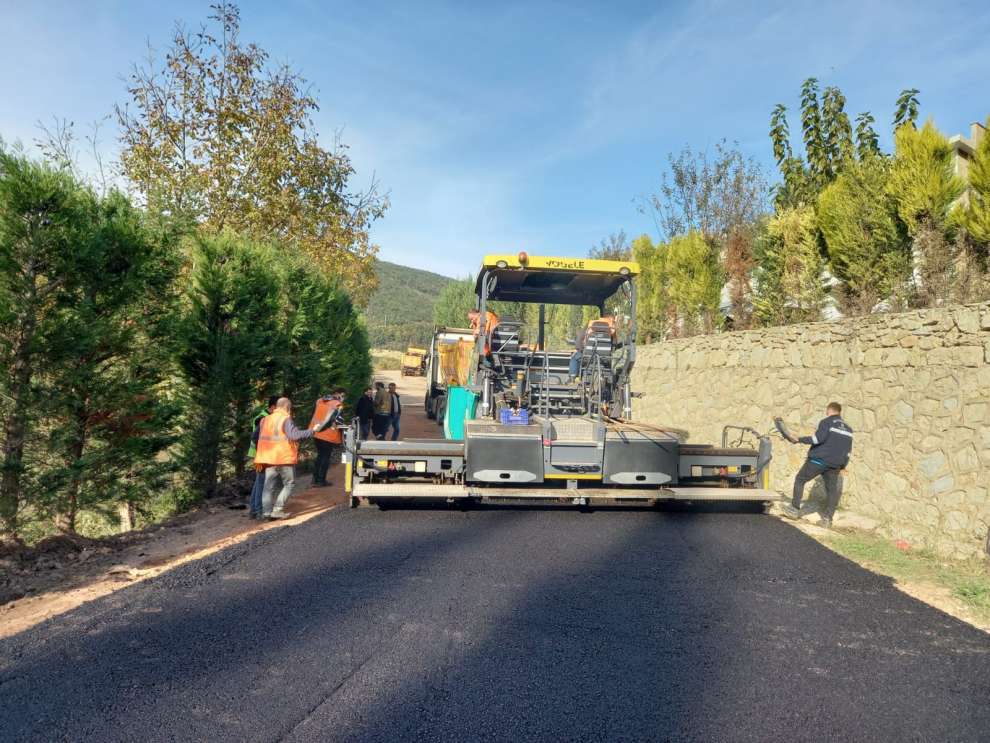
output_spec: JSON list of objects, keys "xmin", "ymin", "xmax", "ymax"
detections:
[{"xmin": 774, "ymin": 417, "xmax": 798, "ymax": 444}]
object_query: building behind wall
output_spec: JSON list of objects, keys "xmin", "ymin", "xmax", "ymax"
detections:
[{"xmin": 949, "ymin": 120, "xmax": 987, "ymax": 206}]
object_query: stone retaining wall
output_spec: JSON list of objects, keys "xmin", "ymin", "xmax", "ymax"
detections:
[{"xmin": 631, "ymin": 302, "xmax": 990, "ymax": 558}]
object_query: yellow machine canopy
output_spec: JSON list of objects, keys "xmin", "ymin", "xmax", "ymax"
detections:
[{"xmin": 476, "ymin": 254, "xmax": 640, "ymax": 306}]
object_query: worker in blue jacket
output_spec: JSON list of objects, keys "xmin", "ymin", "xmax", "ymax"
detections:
[{"xmin": 781, "ymin": 402, "xmax": 853, "ymax": 529}]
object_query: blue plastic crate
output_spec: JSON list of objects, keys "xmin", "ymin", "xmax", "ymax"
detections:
[{"xmin": 499, "ymin": 408, "xmax": 529, "ymax": 425}]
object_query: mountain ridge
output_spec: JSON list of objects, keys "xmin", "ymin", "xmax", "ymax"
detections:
[{"xmin": 362, "ymin": 259, "xmax": 457, "ymax": 349}]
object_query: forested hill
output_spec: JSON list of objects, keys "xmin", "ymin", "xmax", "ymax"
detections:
[{"xmin": 362, "ymin": 260, "xmax": 456, "ymax": 349}]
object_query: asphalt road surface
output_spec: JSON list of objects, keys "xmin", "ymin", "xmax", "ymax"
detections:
[{"xmin": 2, "ymin": 504, "xmax": 989, "ymax": 742}]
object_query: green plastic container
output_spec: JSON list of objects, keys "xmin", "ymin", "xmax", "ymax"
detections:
[{"xmin": 444, "ymin": 386, "xmax": 477, "ymax": 440}]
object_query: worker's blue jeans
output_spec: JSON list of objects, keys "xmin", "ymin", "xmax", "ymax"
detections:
[
  {"xmin": 249, "ymin": 468, "xmax": 266, "ymax": 516},
  {"xmin": 569, "ymin": 351, "xmax": 582, "ymax": 379},
  {"xmin": 389, "ymin": 414, "xmax": 401, "ymax": 441},
  {"xmin": 262, "ymin": 465, "xmax": 295, "ymax": 517}
]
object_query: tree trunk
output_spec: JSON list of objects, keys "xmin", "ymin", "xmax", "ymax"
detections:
[
  {"xmin": 60, "ymin": 404, "xmax": 89, "ymax": 535},
  {"xmin": 0, "ymin": 280, "xmax": 39, "ymax": 539},
  {"xmin": 118, "ymin": 502, "xmax": 135, "ymax": 533},
  {"xmin": 232, "ymin": 398, "xmax": 250, "ymax": 477}
]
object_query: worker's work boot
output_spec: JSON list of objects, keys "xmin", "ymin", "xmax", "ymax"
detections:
[
  {"xmin": 781, "ymin": 504, "xmax": 802, "ymax": 520},
  {"xmin": 818, "ymin": 514, "xmax": 833, "ymax": 529}
]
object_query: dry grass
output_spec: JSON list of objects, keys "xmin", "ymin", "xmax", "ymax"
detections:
[
  {"xmin": 823, "ymin": 531, "xmax": 990, "ymax": 627},
  {"xmin": 371, "ymin": 348, "xmax": 404, "ymax": 371}
]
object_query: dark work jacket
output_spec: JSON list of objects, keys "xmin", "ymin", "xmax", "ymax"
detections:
[
  {"xmin": 355, "ymin": 395, "xmax": 375, "ymax": 422},
  {"xmin": 799, "ymin": 415, "xmax": 853, "ymax": 468},
  {"xmin": 390, "ymin": 393, "xmax": 401, "ymax": 417}
]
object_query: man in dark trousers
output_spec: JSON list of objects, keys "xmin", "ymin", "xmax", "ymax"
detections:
[
  {"xmin": 355, "ymin": 386, "xmax": 374, "ymax": 440},
  {"xmin": 387, "ymin": 382, "xmax": 402, "ymax": 441},
  {"xmin": 373, "ymin": 381, "xmax": 391, "ymax": 440},
  {"xmin": 781, "ymin": 402, "xmax": 854, "ymax": 528},
  {"xmin": 309, "ymin": 387, "xmax": 345, "ymax": 487}
]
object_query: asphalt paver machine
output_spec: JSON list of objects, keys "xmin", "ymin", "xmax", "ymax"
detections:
[{"xmin": 344, "ymin": 253, "xmax": 775, "ymax": 507}]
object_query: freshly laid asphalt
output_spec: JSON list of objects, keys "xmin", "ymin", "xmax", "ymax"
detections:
[{"xmin": 2, "ymin": 505, "xmax": 989, "ymax": 742}]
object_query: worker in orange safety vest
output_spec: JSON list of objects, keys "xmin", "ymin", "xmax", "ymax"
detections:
[
  {"xmin": 468, "ymin": 308, "xmax": 499, "ymax": 355},
  {"xmin": 247, "ymin": 395, "xmax": 280, "ymax": 519},
  {"xmin": 256, "ymin": 397, "xmax": 329, "ymax": 519},
  {"xmin": 309, "ymin": 387, "xmax": 346, "ymax": 487},
  {"xmin": 569, "ymin": 315, "xmax": 617, "ymax": 381}
]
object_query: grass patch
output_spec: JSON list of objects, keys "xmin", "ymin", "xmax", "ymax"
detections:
[
  {"xmin": 371, "ymin": 348, "xmax": 403, "ymax": 371},
  {"xmin": 824, "ymin": 531, "xmax": 990, "ymax": 624}
]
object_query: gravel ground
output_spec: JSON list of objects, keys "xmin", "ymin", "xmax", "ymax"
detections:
[{"xmin": 1, "ymin": 504, "xmax": 988, "ymax": 742}]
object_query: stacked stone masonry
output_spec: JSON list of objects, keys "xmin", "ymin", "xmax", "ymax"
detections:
[{"xmin": 631, "ymin": 301, "xmax": 990, "ymax": 559}]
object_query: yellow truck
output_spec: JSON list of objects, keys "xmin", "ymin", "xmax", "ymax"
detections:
[{"xmin": 400, "ymin": 346, "xmax": 427, "ymax": 377}]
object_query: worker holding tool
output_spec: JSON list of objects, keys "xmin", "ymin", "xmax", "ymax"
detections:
[
  {"xmin": 468, "ymin": 308, "xmax": 499, "ymax": 355},
  {"xmin": 309, "ymin": 387, "xmax": 346, "ymax": 487},
  {"xmin": 780, "ymin": 402, "xmax": 853, "ymax": 529},
  {"xmin": 256, "ymin": 397, "xmax": 331, "ymax": 520}
]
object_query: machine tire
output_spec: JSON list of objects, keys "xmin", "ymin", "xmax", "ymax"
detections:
[
  {"xmin": 436, "ymin": 395, "xmax": 447, "ymax": 428},
  {"xmin": 425, "ymin": 392, "xmax": 435, "ymax": 419}
]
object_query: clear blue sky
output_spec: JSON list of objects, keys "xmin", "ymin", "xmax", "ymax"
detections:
[{"xmin": 2, "ymin": 1, "xmax": 989, "ymax": 277}]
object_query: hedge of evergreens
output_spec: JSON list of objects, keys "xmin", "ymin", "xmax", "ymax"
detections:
[{"xmin": 0, "ymin": 148, "xmax": 370, "ymax": 543}]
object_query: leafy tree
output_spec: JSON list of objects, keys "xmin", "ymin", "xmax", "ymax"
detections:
[
  {"xmin": 959, "ymin": 118, "xmax": 990, "ymax": 247},
  {"xmin": 800, "ymin": 78, "xmax": 829, "ymax": 184},
  {"xmin": 855, "ymin": 112, "xmax": 881, "ymax": 160},
  {"xmin": 116, "ymin": 2, "xmax": 386, "ymax": 306},
  {"xmin": 631, "ymin": 234, "xmax": 670, "ymax": 342},
  {"xmin": 770, "ymin": 104, "xmax": 815, "ymax": 208},
  {"xmin": 664, "ymin": 231, "xmax": 724, "ymax": 336},
  {"xmin": 887, "ymin": 120, "xmax": 963, "ymax": 235},
  {"xmin": 752, "ymin": 207, "xmax": 827, "ymax": 326},
  {"xmin": 893, "ymin": 89, "xmax": 921, "ymax": 131},
  {"xmin": 590, "ymin": 230, "xmax": 631, "ymax": 260},
  {"xmin": 769, "ymin": 82, "xmax": 920, "ymax": 206},
  {"xmin": 817, "ymin": 157, "xmax": 910, "ymax": 313},
  {"xmin": 822, "ymin": 86, "xmax": 854, "ymax": 171},
  {"xmin": 885, "ymin": 121, "xmax": 965, "ymax": 305},
  {"xmin": 770, "ymin": 104, "xmax": 792, "ymax": 166},
  {"xmin": 433, "ymin": 277, "xmax": 476, "ymax": 329},
  {"xmin": 644, "ymin": 141, "xmax": 767, "ymax": 328},
  {"xmin": 646, "ymin": 141, "xmax": 768, "ymax": 243}
]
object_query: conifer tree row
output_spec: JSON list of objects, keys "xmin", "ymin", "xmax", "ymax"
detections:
[{"xmin": 0, "ymin": 148, "xmax": 370, "ymax": 542}]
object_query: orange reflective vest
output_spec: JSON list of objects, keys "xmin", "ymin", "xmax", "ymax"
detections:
[
  {"xmin": 255, "ymin": 409, "xmax": 298, "ymax": 465},
  {"xmin": 470, "ymin": 311, "xmax": 499, "ymax": 354},
  {"xmin": 587, "ymin": 316, "xmax": 616, "ymax": 335},
  {"xmin": 310, "ymin": 398, "xmax": 342, "ymax": 444},
  {"xmin": 581, "ymin": 316, "xmax": 616, "ymax": 348}
]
